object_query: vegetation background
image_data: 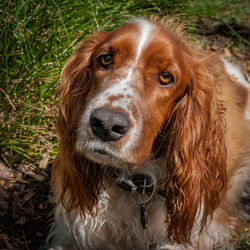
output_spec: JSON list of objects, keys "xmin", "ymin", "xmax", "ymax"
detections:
[{"xmin": 0, "ymin": 0, "xmax": 249, "ymax": 249}]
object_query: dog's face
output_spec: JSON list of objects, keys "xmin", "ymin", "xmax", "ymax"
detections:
[{"xmin": 76, "ymin": 20, "xmax": 190, "ymax": 167}]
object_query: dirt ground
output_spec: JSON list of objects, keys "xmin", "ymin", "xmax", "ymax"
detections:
[
  {"xmin": 0, "ymin": 20, "xmax": 249, "ymax": 250},
  {"xmin": 0, "ymin": 161, "xmax": 52, "ymax": 249}
]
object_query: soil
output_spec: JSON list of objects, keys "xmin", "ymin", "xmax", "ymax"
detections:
[
  {"xmin": 0, "ymin": 161, "xmax": 53, "ymax": 249},
  {"xmin": 0, "ymin": 19, "xmax": 249, "ymax": 250}
]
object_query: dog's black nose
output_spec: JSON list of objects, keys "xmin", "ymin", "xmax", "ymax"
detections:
[{"xmin": 90, "ymin": 108, "xmax": 130, "ymax": 141}]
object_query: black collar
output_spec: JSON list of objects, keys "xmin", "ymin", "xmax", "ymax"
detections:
[{"xmin": 106, "ymin": 167, "xmax": 165, "ymax": 229}]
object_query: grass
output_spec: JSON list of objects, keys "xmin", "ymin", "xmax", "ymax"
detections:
[
  {"xmin": 185, "ymin": 0, "xmax": 249, "ymax": 24},
  {"xmin": 0, "ymin": 0, "xmax": 249, "ymax": 167},
  {"xmin": 0, "ymin": 0, "xmax": 186, "ymax": 168}
]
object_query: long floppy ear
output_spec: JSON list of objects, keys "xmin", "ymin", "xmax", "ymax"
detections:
[
  {"xmin": 161, "ymin": 54, "xmax": 227, "ymax": 244},
  {"xmin": 52, "ymin": 31, "xmax": 109, "ymax": 216}
]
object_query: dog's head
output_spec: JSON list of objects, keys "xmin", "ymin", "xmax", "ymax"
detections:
[{"xmin": 69, "ymin": 19, "xmax": 191, "ymax": 167}]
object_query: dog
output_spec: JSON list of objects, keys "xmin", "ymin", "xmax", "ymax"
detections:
[{"xmin": 48, "ymin": 17, "xmax": 250, "ymax": 249}]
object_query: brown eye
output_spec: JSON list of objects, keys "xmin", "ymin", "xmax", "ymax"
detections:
[
  {"xmin": 98, "ymin": 54, "xmax": 112, "ymax": 68},
  {"xmin": 159, "ymin": 72, "xmax": 174, "ymax": 86}
]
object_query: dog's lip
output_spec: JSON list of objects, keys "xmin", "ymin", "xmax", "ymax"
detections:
[
  {"xmin": 83, "ymin": 142, "xmax": 138, "ymax": 167},
  {"xmin": 88, "ymin": 148, "xmax": 134, "ymax": 167},
  {"xmin": 93, "ymin": 148, "xmax": 111, "ymax": 156},
  {"xmin": 91, "ymin": 148, "xmax": 120, "ymax": 161}
]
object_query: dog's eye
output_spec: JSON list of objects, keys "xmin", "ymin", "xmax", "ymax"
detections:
[
  {"xmin": 98, "ymin": 54, "xmax": 112, "ymax": 68},
  {"xmin": 159, "ymin": 72, "xmax": 174, "ymax": 86}
]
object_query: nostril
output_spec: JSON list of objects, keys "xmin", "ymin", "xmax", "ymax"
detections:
[
  {"xmin": 112, "ymin": 125, "xmax": 126, "ymax": 135},
  {"xmin": 90, "ymin": 117, "xmax": 104, "ymax": 132}
]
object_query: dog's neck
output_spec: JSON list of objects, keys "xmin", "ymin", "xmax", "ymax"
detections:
[{"xmin": 103, "ymin": 159, "xmax": 165, "ymax": 228}]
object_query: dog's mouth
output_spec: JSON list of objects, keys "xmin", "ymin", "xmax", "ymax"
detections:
[
  {"xmin": 92, "ymin": 148, "xmax": 119, "ymax": 160},
  {"xmin": 84, "ymin": 146, "xmax": 131, "ymax": 167}
]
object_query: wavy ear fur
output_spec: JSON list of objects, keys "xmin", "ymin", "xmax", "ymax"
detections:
[
  {"xmin": 160, "ymin": 54, "xmax": 227, "ymax": 244},
  {"xmin": 52, "ymin": 31, "xmax": 109, "ymax": 215}
]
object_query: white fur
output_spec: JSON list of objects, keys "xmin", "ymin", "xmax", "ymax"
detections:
[{"xmin": 221, "ymin": 57, "xmax": 250, "ymax": 120}]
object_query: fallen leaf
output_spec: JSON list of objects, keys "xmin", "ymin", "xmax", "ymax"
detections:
[
  {"xmin": 37, "ymin": 232, "xmax": 43, "ymax": 237},
  {"xmin": 232, "ymin": 51, "xmax": 244, "ymax": 59},
  {"xmin": 230, "ymin": 76, "xmax": 239, "ymax": 82},
  {"xmin": 15, "ymin": 216, "xmax": 26, "ymax": 225},
  {"xmin": 20, "ymin": 190, "xmax": 36, "ymax": 205},
  {"xmin": 0, "ymin": 162, "xmax": 14, "ymax": 180},
  {"xmin": 0, "ymin": 233, "xmax": 9, "ymax": 240},
  {"xmin": 38, "ymin": 203, "xmax": 44, "ymax": 209},
  {"xmin": 211, "ymin": 45, "xmax": 220, "ymax": 51},
  {"xmin": 224, "ymin": 47, "xmax": 232, "ymax": 58},
  {"xmin": 39, "ymin": 151, "xmax": 50, "ymax": 169}
]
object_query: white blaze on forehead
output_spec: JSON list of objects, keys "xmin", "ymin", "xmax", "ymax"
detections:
[
  {"xmin": 119, "ymin": 19, "xmax": 154, "ymax": 86},
  {"xmin": 134, "ymin": 19, "xmax": 153, "ymax": 61}
]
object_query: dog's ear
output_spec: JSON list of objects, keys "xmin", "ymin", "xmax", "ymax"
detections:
[
  {"xmin": 160, "ymin": 55, "xmax": 227, "ymax": 244},
  {"xmin": 52, "ymin": 31, "xmax": 110, "ymax": 216}
]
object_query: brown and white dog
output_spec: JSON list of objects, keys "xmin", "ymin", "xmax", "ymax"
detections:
[{"xmin": 48, "ymin": 17, "xmax": 250, "ymax": 249}]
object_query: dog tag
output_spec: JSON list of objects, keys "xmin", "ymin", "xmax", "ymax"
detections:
[{"xmin": 140, "ymin": 203, "xmax": 147, "ymax": 229}]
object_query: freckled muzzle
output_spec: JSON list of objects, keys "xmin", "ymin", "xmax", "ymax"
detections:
[{"xmin": 90, "ymin": 107, "xmax": 130, "ymax": 142}]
